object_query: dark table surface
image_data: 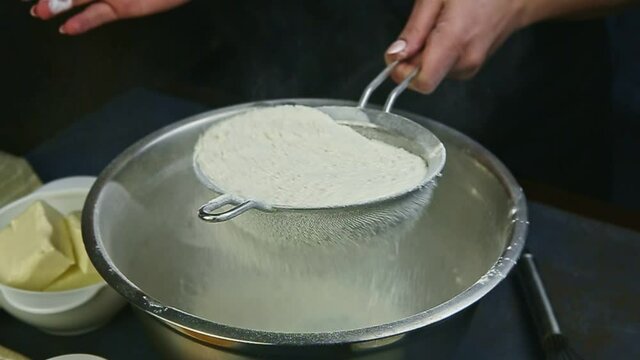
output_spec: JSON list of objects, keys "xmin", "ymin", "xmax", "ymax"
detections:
[{"xmin": 1, "ymin": 89, "xmax": 638, "ymax": 359}]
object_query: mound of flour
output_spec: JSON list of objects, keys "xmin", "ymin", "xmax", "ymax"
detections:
[{"xmin": 194, "ymin": 105, "xmax": 427, "ymax": 207}]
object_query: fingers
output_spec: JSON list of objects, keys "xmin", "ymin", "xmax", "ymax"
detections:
[
  {"xmin": 31, "ymin": 0, "xmax": 192, "ymax": 34},
  {"xmin": 385, "ymin": 0, "xmax": 443, "ymax": 64},
  {"xmin": 389, "ymin": 57, "xmax": 421, "ymax": 86},
  {"xmin": 412, "ymin": 24, "xmax": 463, "ymax": 94},
  {"xmin": 392, "ymin": 3, "xmax": 493, "ymax": 93},
  {"xmin": 32, "ymin": 0, "xmax": 93, "ymax": 20},
  {"xmin": 414, "ymin": 24, "xmax": 490, "ymax": 92},
  {"xmin": 60, "ymin": 2, "xmax": 118, "ymax": 35},
  {"xmin": 448, "ymin": 45, "xmax": 486, "ymax": 80}
]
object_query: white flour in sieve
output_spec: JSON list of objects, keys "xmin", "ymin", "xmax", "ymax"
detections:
[{"xmin": 194, "ymin": 105, "xmax": 427, "ymax": 208}]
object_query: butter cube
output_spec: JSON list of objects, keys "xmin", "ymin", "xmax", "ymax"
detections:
[
  {"xmin": 0, "ymin": 344, "xmax": 30, "ymax": 360},
  {"xmin": 45, "ymin": 265, "xmax": 102, "ymax": 292},
  {"xmin": 0, "ymin": 201, "xmax": 75, "ymax": 290},
  {"xmin": 65, "ymin": 211, "xmax": 95, "ymax": 274},
  {"xmin": 43, "ymin": 211, "xmax": 104, "ymax": 291}
]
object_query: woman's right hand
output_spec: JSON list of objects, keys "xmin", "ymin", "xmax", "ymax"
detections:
[
  {"xmin": 384, "ymin": 0, "xmax": 529, "ymax": 94},
  {"xmin": 385, "ymin": 0, "xmax": 636, "ymax": 94},
  {"xmin": 30, "ymin": 0, "xmax": 191, "ymax": 35}
]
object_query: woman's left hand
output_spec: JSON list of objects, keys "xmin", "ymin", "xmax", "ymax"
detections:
[{"xmin": 29, "ymin": 0, "xmax": 190, "ymax": 35}]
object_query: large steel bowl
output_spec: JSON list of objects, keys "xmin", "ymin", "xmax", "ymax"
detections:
[{"xmin": 83, "ymin": 99, "xmax": 527, "ymax": 359}]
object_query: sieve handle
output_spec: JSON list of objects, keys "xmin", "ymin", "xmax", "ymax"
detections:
[
  {"xmin": 358, "ymin": 61, "xmax": 420, "ymax": 113},
  {"xmin": 198, "ymin": 194, "xmax": 257, "ymax": 222}
]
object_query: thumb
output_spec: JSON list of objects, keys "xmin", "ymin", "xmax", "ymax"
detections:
[{"xmin": 385, "ymin": 0, "xmax": 443, "ymax": 64}]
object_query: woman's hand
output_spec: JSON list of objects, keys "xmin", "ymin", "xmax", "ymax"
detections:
[
  {"xmin": 386, "ymin": 0, "xmax": 637, "ymax": 94},
  {"xmin": 30, "ymin": 0, "xmax": 191, "ymax": 35},
  {"xmin": 385, "ymin": 0, "xmax": 529, "ymax": 94}
]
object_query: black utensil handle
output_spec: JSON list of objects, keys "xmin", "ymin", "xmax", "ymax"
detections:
[{"xmin": 517, "ymin": 252, "xmax": 562, "ymax": 339}]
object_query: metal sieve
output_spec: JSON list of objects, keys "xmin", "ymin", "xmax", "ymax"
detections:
[{"xmin": 194, "ymin": 62, "xmax": 446, "ymax": 244}]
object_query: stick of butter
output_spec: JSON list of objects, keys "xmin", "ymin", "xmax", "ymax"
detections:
[
  {"xmin": 44, "ymin": 212, "xmax": 103, "ymax": 291},
  {"xmin": 0, "ymin": 344, "xmax": 30, "ymax": 360},
  {"xmin": 45, "ymin": 266, "xmax": 102, "ymax": 291},
  {"xmin": 0, "ymin": 201, "xmax": 75, "ymax": 290},
  {"xmin": 65, "ymin": 211, "xmax": 95, "ymax": 274}
]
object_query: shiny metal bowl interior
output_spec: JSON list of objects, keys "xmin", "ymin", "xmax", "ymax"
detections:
[{"xmin": 83, "ymin": 98, "xmax": 527, "ymax": 346}]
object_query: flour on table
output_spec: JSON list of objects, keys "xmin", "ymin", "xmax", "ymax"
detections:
[{"xmin": 194, "ymin": 105, "xmax": 427, "ymax": 208}]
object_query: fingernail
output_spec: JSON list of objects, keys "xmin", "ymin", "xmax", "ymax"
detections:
[
  {"xmin": 386, "ymin": 39, "xmax": 407, "ymax": 55},
  {"xmin": 58, "ymin": 26, "xmax": 66, "ymax": 34},
  {"xmin": 30, "ymin": 5, "xmax": 37, "ymax": 17}
]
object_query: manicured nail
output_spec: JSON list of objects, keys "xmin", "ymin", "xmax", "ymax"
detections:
[
  {"xmin": 386, "ymin": 39, "xmax": 407, "ymax": 55},
  {"xmin": 30, "ymin": 5, "xmax": 37, "ymax": 17},
  {"xmin": 58, "ymin": 26, "xmax": 66, "ymax": 34}
]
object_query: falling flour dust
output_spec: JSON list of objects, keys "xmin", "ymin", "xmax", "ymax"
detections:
[{"xmin": 194, "ymin": 105, "xmax": 428, "ymax": 207}]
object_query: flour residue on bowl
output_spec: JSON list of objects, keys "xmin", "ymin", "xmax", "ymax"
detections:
[{"xmin": 194, "ymin": 105, "xmax": 427, "ymax": 208}]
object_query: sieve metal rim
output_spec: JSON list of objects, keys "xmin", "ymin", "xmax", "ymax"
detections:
[
  {"xmin": 195, "ymin": 63, "xmax": 446, "ymax": 222},
  {"xmin": 194, "ymin": 109, "xmax": 446, "ymax": 215}
]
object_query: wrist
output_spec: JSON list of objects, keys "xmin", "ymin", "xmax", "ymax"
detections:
[{"xmin": 518, "ymin": 0, "xmax": 555, "ymax": 28}]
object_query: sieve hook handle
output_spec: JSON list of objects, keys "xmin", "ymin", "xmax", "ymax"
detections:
[
  {"xmin": 358, "ymin": 61, "xmax": 420, "ymax": 113},
  {"xmin": 198, "ymin": 194, "xmax": 257, "ymax": 222}
]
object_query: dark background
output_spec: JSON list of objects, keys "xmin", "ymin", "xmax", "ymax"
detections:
[
  {"xmin": 2, "ymin": 0, "xmax": 639, "ymax": 222},
  {"xmin": 1, "ymin": 2, "xmax": 639, "ymax": 359}
]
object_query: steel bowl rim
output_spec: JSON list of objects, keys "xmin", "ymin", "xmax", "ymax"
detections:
[{"xmin": 83, "ymin": 98, "xmax": 527, "ymax": 346}]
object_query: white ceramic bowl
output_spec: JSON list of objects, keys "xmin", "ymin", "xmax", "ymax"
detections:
[
  {"xmin": 0, "ymin": 177, "xmax": 127, "ymax": 335},
  {"xmin": 47, "ymin": 355, "xmax": 107, "ymax": 360}
]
